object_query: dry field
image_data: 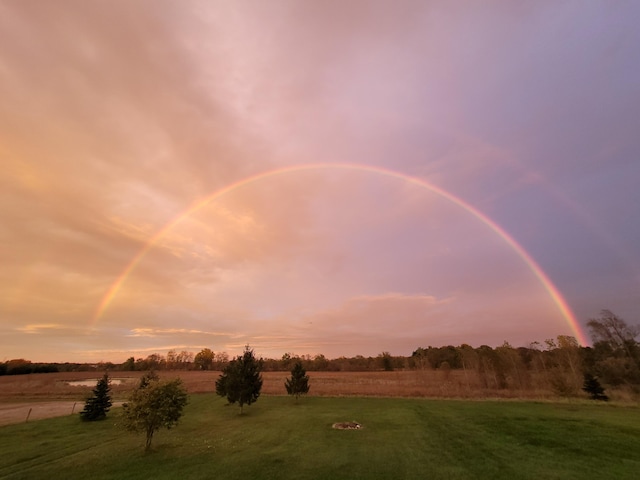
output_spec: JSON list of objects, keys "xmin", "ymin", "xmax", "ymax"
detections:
[{"xmin": 0, "ymin": 369, "xmax": 559, "ymax": 426}]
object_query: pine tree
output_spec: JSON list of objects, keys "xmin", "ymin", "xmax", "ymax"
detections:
[
  {"xmin": 80, "ymin": 372, "xmax": 112, "ymax": 421},
  {"xmin": 582, "ymin": 373, "xmax": 609, "ymax": 401},
  {"xmin": 285, "ymin": 361, "xmax": 310, "ymax": 401},
  {"xmin": 216, "ymin": 345, "xmax": 263, "ymax": 414}
]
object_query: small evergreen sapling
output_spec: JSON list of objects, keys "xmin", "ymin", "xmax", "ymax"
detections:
[
  {"xmin": 285, "ymin": 361, "xmax": 310, "ymax": 401},
  {"xmin": 80, "ymin": 372, "xmax": 112, "ymax": 421},
  {"xmin": 582, "ymin": 373, "xmax": 609, "ymax": 401}
]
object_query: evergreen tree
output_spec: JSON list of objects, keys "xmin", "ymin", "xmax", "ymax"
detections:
[
  {"xmin": 582, "ymin": 373, "xmax": 609, "ymax": 401},
  {"xmin": 285, "ymin": 361, "xmax": 310, "ymax": 400},
  {"xmin": 215, "ymin": 371, "xmax": 228, "ymax": 398},
  {"xmin": 216, "ymin": 345, "xmax": 263, "ymax": 414},
  {"xmin": 80, "ymin": 372, "xmax": 112, "ymax": 421}
]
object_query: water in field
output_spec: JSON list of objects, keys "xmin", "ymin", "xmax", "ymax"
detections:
[{"xmin": 66, "ymin": 379, "xmax": 125, "ymax": 387}]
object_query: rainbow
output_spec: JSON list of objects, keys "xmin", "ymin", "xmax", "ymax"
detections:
[{"xmin": 93, "ymin": 163, "xmax": 588, "ymax": 345}]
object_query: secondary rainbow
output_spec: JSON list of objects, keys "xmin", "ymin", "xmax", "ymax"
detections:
[{"xmin": 92, "ymin": 163, "xmax": 588, "ymax": 345}]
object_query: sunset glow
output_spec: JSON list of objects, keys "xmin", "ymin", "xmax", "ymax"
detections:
[{"xmin": 1, "ymin": 1, "xmax": 638, "ymax": 362}]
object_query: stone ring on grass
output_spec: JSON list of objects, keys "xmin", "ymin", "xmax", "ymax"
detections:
[{"xmin": 332, "ymin": 421, "xmax": 362, "ymax": 430}]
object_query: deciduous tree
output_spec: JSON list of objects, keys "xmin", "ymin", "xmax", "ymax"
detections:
[
  {"xmin": 176, "ymin": 350, "xmax": 194, "ymax": 369},
  {"xmin": 194, "ymin": 348, "xmax": 215, "ymax": 370},
  {"xmin": 379, "ymin": 352, "xmax": 394, "ymax": 371},
  {"xmin": 122, "ymin": 374, "xmax": 188, "ymax": 451},
  {"xmin": 588, "ymin": 310, "xmax": 639, "ymax": 361},
  {"xmin": 215, "ymin": 351, "xmax": 229, "ymax": 369},
  {"xmin": 587, "ymin": 310, "xmax": 640, "ymax": 385},
  {"xmin": 122, "ymin": 357, "xmax": 136, "ymax": 371}
]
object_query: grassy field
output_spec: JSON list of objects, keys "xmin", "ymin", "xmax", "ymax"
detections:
[
  {"xmin": 0, "ymin": 395, "xmax": 639, "ymax": 479},
  {"xmin": 5, "ymin": 369, "xmax": 632, "ymax": 404},
  {"xmin": 1, "ymin": 369, "xmax": 573, "ymax": 427}
]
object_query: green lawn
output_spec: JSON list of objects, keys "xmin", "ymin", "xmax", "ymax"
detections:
[{"xmin": 0, "ymin": 395, "xmax": 639, "ymax": 479}]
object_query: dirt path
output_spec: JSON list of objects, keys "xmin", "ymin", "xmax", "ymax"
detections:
[
  {"xmin": 0, "ymin": 402, "xmax": 79, "ymax": 426},
  {"xmin": 0, "ymin": 401, "xmax": 123, "ymax": 426}
]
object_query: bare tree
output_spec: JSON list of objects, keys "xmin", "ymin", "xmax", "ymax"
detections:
[
  {"xmin": 587, "ymin": 310, "xmax": 640, "ymax": 385},
  {"xmin": 587, "ymin": 310, "xmax": 639, "ymax": 364}
]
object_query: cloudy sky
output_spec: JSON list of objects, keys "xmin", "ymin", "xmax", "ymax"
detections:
[{"xmin": 1, "ymin": 1, "xmax": 639, "ymax": 363}]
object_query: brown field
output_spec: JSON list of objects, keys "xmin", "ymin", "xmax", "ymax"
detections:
[{"xmin": 0, "ymin": 369, "xmax": 562, "ymax": 426}]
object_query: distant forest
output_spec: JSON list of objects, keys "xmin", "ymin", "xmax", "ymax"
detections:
[{"xmin": 3, "ymin": 310, "xmax": 638, "ymax": 396}]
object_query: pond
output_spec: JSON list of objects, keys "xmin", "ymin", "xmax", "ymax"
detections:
[{"xmin": 66, "ymin": 379, "xmax": 126, "ymax": 387}]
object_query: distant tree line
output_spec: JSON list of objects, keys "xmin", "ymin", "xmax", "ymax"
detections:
[
  {"xmin": 4, "ymin": 310, "xmax": 637, "ymax": 396},
  {"xmin": 117, "ymin": 349, "xmax": 230, "ymax": 372},
  {"xmin": 0, "ymin": 359, "xmax": 59, "ymax": 376},
  {"xmin": 402, "ymin": 310, "xmax": 639, "ymax": 396}
]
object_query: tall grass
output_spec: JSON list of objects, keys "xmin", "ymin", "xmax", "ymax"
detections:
[
  {"xmin": 0, "ymin": 395, "xmax": 638, "ymax": 479},
  {"xmin": 1, "ymin": 370, "xmax": 635, "ymax": 403}
]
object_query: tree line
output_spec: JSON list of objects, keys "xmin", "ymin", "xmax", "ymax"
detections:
[{"xmin": 3, "ymin": 310, "xmax": 638, "ymax": 395}]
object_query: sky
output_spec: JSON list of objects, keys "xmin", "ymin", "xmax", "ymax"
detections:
[{"xmin": 1, "ymin": 1, "xmax": 639, "ymax": 363}]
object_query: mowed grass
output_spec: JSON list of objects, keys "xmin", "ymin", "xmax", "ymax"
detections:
[{"xmin": 0, "ymin": 395, "xmax": 639, "ymax": 480}]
